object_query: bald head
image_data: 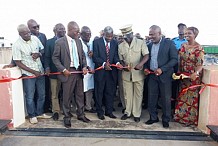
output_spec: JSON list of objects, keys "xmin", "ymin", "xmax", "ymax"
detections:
[
  {"xmin": 149, "ymin": 25, "xmax": 161, "ymax": 34},
  {"xmin": 104, "ymin": 26, "xmax": 113, "ymax": 34},
  {"xmin": 67, "ymin": 21, "xmax": 80, "ymax": 39},
  {"xmin": 54, "ymin": 23, "xmax": 66, "ymax": 38},
  {"xmin": 149, "ymin": 25, "xmax": 162, "ymax": 43},
  {"xmin": 103, "ymin": 26, "xmax": 113, "ymax": 42},
  {"xmin": 81, "ymin": 26, "xmax": 91, "ymax": 43},
  {"xmin": 27, "ymin": 19, "xmax": 37, "ymax": 27},
  {"xmin": 27, "ymin": 19, "xmax": 39, "ymax": 36}
]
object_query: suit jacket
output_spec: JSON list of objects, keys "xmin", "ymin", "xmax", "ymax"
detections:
[
  {"xmin": 144, "ymin": 38, "xmax": 178, "ymax": 83},
  {"xmin": 93, "ymin": 37, "xmax": 120, "ymax": 82},
  {"xmin": 44, "ymin": 36, "xmax": 58, "ymax": 79},
  {"xmin": 52, "ymin": 35, "xmax": 87, "ymax": 82}
]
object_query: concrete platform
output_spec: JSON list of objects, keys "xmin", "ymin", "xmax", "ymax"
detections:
[{"xmin": 13, "ymin": 108, "xmax": 199, "ymax": 132}]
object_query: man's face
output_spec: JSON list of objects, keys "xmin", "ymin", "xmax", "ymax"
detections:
[
  {"xmin": 123, "ymin": 32, "xmax": 133, "ymax": 43},
  {"xmin": 178, "ymin": 26, "xmax": 186, "ymax": 35},
  {"xmin": 19, "ymin": 28, "xmax": 31, "ymax": 41},
  {"xmin": 149, "ymin": 29, "xmax": 161, "ymax": 43},
  {"xmin": 29, "ymin": 21, "xmax": 40, "ymax": 36},
  {"xmin": 68, "ymin": 25, "xmax": 80, "ymax": 39},
  {"xmin": 104, "ymin": 32, "xmax": 113, "ymax": 43},
  {"xmin": 81, "ymin": 29, "xmax": 91, "ymax": 43},
  {"xmin": 56, "ymin": 25, "xmax": 66, "ymax": 38}
]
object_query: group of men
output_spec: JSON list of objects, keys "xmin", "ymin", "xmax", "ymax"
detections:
[{"xmin": 8, "ymin": 19, "xmax": 188, "ymax": 128}]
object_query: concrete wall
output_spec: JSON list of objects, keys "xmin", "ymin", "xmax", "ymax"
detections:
[
  {"xmin": 198, "ymin": 65, "xmax": 218, "ymax": 134},
  {"xmin": 0, "ymin": 47, "xmax": 12, "ymax": 64},
  {"xmin": 0, "ymin": 65, "xmax": 25, "ymax": 128}
]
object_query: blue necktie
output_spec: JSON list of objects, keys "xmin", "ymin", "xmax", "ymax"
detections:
[{"xmin": 72, "ymin": 40, "xmax": 79, "ymax": 69}]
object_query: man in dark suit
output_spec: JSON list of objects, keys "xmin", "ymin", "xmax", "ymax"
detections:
[
  {"xmin": 45, "ymin": 23, "xmax": 66, "ymax": 121},
  {"xmin": 144, "ymin": 25, "xmax": 178, "ymax": 128},
  {"xmin": 52, "ymin": 21, "xmax": 90, "ymax": 128},
  {"xmin": 93, "ymin": 26, "xmax": 122, "ymax": 120}
]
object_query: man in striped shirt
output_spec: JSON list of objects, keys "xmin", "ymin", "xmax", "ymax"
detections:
[{"xmin": 12, "ymin": 24, "xmax": 50, "ymax": 124}]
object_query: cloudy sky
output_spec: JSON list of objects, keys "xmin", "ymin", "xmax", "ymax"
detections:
[{"xmin": 0, "ymin": 0, "xmax": 218, "ymax": 45}]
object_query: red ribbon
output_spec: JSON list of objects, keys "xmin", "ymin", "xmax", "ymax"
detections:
[
  {"xmin": 0, "ymin": 64, "xmax": 127, "ymax": 83},
  {"xmin": 144, "ymin": 69, "xmax": 155, "ymax": 74},
  {"xmin": 178, "ymin": 83, "xmax": 218, "ymax": 98}
]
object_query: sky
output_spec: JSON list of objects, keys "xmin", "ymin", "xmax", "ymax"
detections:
[{"xmin": 0, "ymin": 0, "xmax": 218, "ymax": 46}]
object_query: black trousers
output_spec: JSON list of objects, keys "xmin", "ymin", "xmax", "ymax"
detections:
[
  {"xmin": 147, "ymin": 74, "xmax": 172, "ymax": 122},
  {"xmin": 94, "ymin": 71, "xmax": 116, "ymax": 116}
]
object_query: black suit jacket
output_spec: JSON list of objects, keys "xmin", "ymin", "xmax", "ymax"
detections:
[
  {"xmin": 45, "ymin": 36, "xmax": 58, "ymax": 79},
  {"xmin": 52, "ymin": 36, "xmax": 87, "ymax": 82},
  {"xmin": 93, "ymin": 37, "xmax": 120, "ymax": 82},
  {"xmin": 144, "ymin": 38, "xmax": 178, "ymax": 83}
]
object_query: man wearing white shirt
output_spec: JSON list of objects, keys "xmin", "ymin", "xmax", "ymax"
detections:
[{"xmin": 80, "ymin": 26, "xmax": 96, "ymax": 113}]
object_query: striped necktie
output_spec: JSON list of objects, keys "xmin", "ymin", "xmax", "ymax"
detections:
[{"xmin": 106, "ymin": 42, "xmax": 110, "ymax": 63}]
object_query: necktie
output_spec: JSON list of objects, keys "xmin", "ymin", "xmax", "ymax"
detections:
[
  {"xmin": 72, "ymin": 40, "xmax": 79, "ymax": 69},
  {"xmin": 106, "ymin": 42, "xmax": 110, "ymax": 63}
]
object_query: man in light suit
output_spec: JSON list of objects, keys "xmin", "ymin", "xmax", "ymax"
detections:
[
  {"xmin": 93, "ymin": 26, "xmax": 122, "ymax": 120},
  {"xmin": 52, "ymin": 21, "xmax": 90, "ymax": 128},
  {"xmin": 144, "ymin": 25, "xmax": 178, "ymax": 128}
]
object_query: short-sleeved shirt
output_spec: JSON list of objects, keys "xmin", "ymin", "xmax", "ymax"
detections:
[
  {"xmin": 172, "ymin": 37, "xmax": 187, "ymax": 50},
  {"xmin": 118, "ymin": 37, "xmax": 149, "ymax": 82},
  {"xmin": 12, "ymin": 35, "xmax": 44, "ymax": 76}
]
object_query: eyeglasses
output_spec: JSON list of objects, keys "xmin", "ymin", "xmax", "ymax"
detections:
[{"xmin": 32, "ymin": 25, "xmax": 40, "ymax": 29}]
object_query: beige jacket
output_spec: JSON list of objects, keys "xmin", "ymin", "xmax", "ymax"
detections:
[{"xmin": 118, "ymin": 37, "xmax": 149, "ymax": 82}]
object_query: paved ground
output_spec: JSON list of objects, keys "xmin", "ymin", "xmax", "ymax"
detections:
[
  {"xmin": 16, "ymin": 107, "xmax": 199, "ymax": 132},
  {"xmin": 1, "ymin": 101, "xmax": 217, "ymax": 146},
  {"xmin": 0, "ymin": 135, "xmax": 217, "ymax": 146}
]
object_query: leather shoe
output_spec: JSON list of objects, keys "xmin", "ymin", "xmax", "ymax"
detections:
[
  {"xmin": 52, "ymin": 112, "xmax": 59, "ymax": 121},
  {"xmin": 121, "ymin": 114, "xmax": 130, "ymax": 120},
  {"xmin": 64, "ymin": 118, "xmax": 71, "ymax": 128},
  {"xmin": 77, "ymin": 116, "xmax": 91, "ymax": 123},
  {"xmin": 85, "ymin": 108, "xmax": 96, "ymax": 113},
  {"xmin": 134, "ymin": 117, "xmax": 140, "ymax": 123},
  {"xmin": 105, "ymin": 113, "xmax": 117, "ymax": 119},
  {"xmin": 98, "ymin": 114, "xmax": 105, "ymax": 120},
  {"xmin": 145, "ymin": 118, "xmax": 159, "ymax": 125},
  {"xmin": 162, "ymin": 121, "xmax": 169, "ymax": 128}
]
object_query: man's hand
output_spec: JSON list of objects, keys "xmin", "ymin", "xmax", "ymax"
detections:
[
  {"xmin": 63, "ymin": 69, "xmax": 71, "ymax": 76},
  {"xmin": 82, "ymin": 67, "xmax": 88, "ymax": 75},
  {"xmin": 134, "ymin": 64, "xmax": 143, "ymax": 70},
  {"xmin": 45, "ymin": 68, "xmax": 50, "ymax": 76},
  {"xmin": 154, "ymin": 68, "xmax": 162, "ymax": 76},
  {"xmin": 144, "ymin": 69, "xmax": 150, "ymax": 75},
  {"xmin": 104, "ymin": 63, "xmax": 112, "ymax": 70},
  {"xmin": 123, "ymin": 64, "xmax": 131, "ymax": 72},
  {"xmin": 88, "ymin": 67, "xmax": 95, "ymax": 74},
  {"xmin": 33, "ymin": 71, "xmax": 42, "ymax": 77},
  {"xmin": 88, "ymin": 51, "xmax": 93, "ymax": 58},
  {"xmin": 2, "ymin": 63, "xmax": 15, "ymax": 69},
  {"xmin": 116, "ymin": 63, "xmax": 123, "ymax": 70},
  {"xmin": 31, "ymin": 52, "xmax": 41, "ymax": 61}
]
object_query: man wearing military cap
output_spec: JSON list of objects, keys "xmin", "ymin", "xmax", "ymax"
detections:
[{"xmin": 118, "ymin": 24, "xmax": 149, "ymax": 122}]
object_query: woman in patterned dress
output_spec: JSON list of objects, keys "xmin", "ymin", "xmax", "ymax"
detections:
[{"xmin": 174, "ymin": 27, "xmax": 204, "ymax": 126}]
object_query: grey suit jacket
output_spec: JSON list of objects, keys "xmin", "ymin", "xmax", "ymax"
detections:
[
  {"xmin": 144, "ymin": 38, "xmax": 178, "ymax": 83},
  {"xmin": 52, "ymin": 35, "xmax": 87, "ymax": 82}
]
